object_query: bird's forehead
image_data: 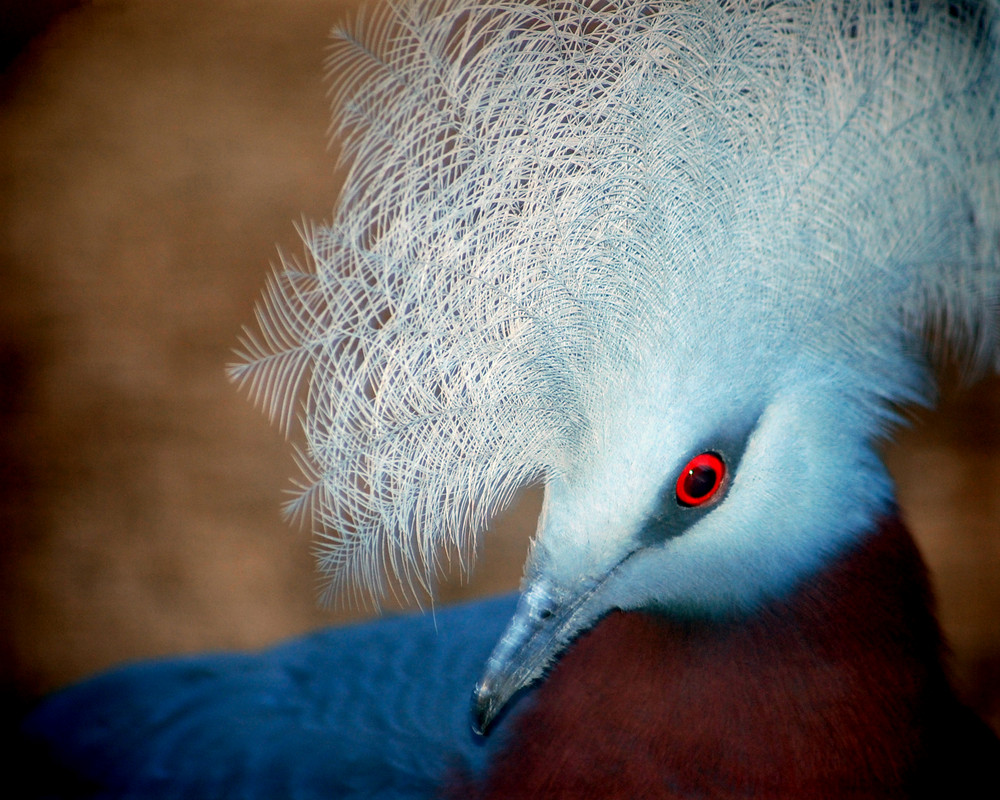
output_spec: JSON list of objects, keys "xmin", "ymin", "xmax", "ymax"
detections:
[{"xmin": 581, "ymin": 340, "xmax": 774, "ymax": 449}]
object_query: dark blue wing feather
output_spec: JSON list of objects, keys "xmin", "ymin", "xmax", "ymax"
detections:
[{"xmin": 21, "ymin": 594, "xmax": 519, "ymax": 799}]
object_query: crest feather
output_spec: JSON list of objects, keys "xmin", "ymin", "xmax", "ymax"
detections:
[{"xmin": 233, "ymin": 0, "xmax": 1000, "ymax": 603}]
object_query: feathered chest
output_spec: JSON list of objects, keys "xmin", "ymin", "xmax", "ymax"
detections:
[{"xmin": 463, "ymin": 518, "xmax": 998, "ymax": 799}]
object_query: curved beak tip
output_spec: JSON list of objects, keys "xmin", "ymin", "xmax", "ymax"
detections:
[
  {"xmin": 469, "ymin": 576, "xmax": 591, "ymax": 737},
  {"xmin": 471, "ymin": 682, "xmax": 498, "ymax": 736}
]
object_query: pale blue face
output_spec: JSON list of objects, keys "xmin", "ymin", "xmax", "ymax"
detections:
[
  {"xmin": 542, "ymin": 360, "xmax": 899, "ymax": 601},
  {"xmin": 474, "ymin": 362, "xmax": 900, "ymax": 731}
]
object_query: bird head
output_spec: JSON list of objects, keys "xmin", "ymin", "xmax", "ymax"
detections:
[{"xmin": 231, "ymin": 0, "xmax": 999, "ymax": 733}]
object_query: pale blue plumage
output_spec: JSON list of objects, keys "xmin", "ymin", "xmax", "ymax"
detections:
[{"xmin": 232, "ymin": 0, "xmax": 999, "ymax": 612}]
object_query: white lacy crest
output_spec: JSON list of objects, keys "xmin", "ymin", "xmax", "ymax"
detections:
[{"xmin": 231, "ymin": 0, "xmax": 1000, "ymax": 603}]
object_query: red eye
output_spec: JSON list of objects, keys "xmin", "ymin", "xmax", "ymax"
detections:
[{"xmin": 675, "ymin": 452, "xmax": 726, "ymax": 507}]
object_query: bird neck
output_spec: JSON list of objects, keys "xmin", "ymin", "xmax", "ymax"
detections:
[{"xmin": 464, "ymin": 517, "xmax": 965, "ymax": 799}]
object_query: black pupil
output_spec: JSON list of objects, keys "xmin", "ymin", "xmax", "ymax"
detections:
[{"xmin": 683, "ymin": 465, "xmax": 717, "ymax": 499}]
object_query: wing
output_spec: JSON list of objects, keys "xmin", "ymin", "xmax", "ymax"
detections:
[{"xmin": 20, "ymin": 594, "xmax": 518, "ymax": 800}]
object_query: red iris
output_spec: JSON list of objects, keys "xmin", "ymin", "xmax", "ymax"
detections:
[{"xmin": 675, "ymin": 452, "xmax": 726, "ymax": 507}]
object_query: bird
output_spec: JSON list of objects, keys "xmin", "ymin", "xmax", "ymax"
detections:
[{"xmin": 18, "ymin": 0, "xmax": 1000, "ymax": 797}]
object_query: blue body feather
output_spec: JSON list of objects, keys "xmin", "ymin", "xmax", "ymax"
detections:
[{"xmin": 22, "ymin": 595, "xmax": 518, "ymax": 799}]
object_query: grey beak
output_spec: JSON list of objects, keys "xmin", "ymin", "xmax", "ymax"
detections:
[{"xmin": 472, "ymin": 576, "xmax": 602, "ymax": 734}]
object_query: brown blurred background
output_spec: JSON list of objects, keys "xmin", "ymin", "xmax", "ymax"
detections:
[{"xmin": 1, "ymin": 0, "xmax": 997, "ymax": 741}]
